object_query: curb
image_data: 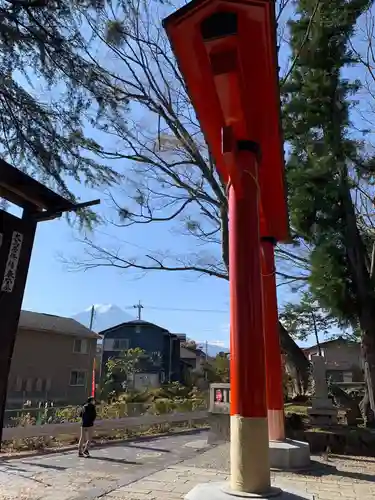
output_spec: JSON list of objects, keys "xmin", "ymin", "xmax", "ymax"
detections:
[{"xmin": 0, "ymin": 424, "xmax": 209, "ymax": 461}]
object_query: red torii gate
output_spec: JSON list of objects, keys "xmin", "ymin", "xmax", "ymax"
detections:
[{"xmin": 163, "ymin": 0, "xmax": 289, "ymax": 496}]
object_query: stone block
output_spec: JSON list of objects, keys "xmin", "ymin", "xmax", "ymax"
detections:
[
  {"xmin": 311, "ymin": 397, "xmax": 334, "ymax": 409},
  {"xmin": 207, "ymin": 413, "xmax": 230, "ymax": 444},
  {"xmin": 308, "ymin": 407, "xmax": 338, "ymax": 426},
  {"xmin": 269, "ymin": 440, "xmax": 310, "ymax": 471},
  {"xmin": 210, "ymin": 384, "xmax": 231, "ymax": 414}
]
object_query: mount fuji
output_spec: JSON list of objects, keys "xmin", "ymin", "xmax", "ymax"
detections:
[{"xmin": 72, "ymin": 304, "xmax": 135, "ymax": 333}]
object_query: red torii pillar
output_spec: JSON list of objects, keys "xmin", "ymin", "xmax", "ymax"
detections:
[
  {"xmin": 163, "ymin": 0, "xmax": 291, "ymax": 495},
  {"xmin": 261, "ymin": 237, "xmax": 285, "ymax": 441},
  {"xmin": 229, "ymin": 147, "xmax": 270, "ymax": 493}
]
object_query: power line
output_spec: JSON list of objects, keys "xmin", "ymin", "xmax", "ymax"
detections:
[
  {"xmin": 123, "ymin": 304, "xmax": 228, "ymax": 314},
  {"xmin": 149, "ymin": 306, "xmax": 228, "ymax": 314},
  {"xmin": 95, "ymin": 229, "xmax": 158, "ymax": 254}
]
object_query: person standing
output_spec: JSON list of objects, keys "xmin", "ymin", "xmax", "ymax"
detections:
[{"xmin": 78, "ymin": 396, "xmax": 97, "ymax": 457}]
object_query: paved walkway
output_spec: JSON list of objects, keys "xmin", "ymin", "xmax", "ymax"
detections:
[
  {"xmin": 1, "ymin": 431, "xmax": 375, "ymax": 499},
  {"xmin": 0, "ymin": 430, "xmax": 211, "ymax": 500}
]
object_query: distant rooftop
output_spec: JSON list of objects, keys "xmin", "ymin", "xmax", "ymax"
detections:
[
  {"xmin": 19, "ymin": 310, "xmax": 100, "ymax": 339},
  {"xmin": 100, "ymin": 319, "xmax": 177, "ymax": 337},
  {"xmin": 304, "ymin": 336, "xmax": 359, "ymax": 352}
]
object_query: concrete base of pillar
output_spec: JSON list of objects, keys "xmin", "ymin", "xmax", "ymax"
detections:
[
  {"xmin": 185, "ymin": 482, "xmax": 313, "ymax": 500},
  {"xmin": 269, "ymin": 440, "xmax": 310, "ymax": 471}
]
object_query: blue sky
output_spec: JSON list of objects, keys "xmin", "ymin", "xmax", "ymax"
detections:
[
  {"xmin": 22, "ymin": 187, "xmax": 232, "ymax": 345},
  {"xmin": 19, "ymin": 0, "xmax": 369, "ymax": 348}
]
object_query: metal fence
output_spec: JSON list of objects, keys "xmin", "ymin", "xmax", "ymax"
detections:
[
  {"xmin": 3, "ymin": 410, "xmax": 209, "ymax": 441},
  {"xmin": 4, "ymin": 399, "xmax": 208, "ymax": 429}
]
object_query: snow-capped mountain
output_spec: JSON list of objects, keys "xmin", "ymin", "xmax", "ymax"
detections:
[
  {"xmin": 195, "ymin": 342, "xmax": 229, "ymax": 357},
  {"xmin": 72, "ymin": 304, "xmax": 229, "ymax": 355},
  {"xmin": 72, "ymin": 304, "xmax": 135, "ymax": 333}
]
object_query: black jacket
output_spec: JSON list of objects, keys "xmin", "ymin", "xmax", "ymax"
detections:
[{"xmin": 80, "ymin": 402, "xmax": 97, "ymax": 427}]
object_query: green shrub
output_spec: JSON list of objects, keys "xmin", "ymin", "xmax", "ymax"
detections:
[
  {"xmin": 54, "ymin": 406, "xmax": 81, "ymax": 423},
  {"xmin": 149, "ymin": 398, "xmax": 176, "ymax": 414}
]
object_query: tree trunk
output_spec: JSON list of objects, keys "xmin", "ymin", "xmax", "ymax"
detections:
[
  {"xmin": 279, "ymin": 323, "xmax": 310, "ymax": 395},
  {"xmin": 311, "ymin": 312, "xmax": 322, "ymax": 356},
  {"xmin": 340, "ymin": 172, "xmax": 375, "ymax": 422},
  {"xmin": 359, "ymin": 324, "xmax": 375, "ymax": 425}
]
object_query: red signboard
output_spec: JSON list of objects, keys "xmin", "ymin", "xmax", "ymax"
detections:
[{"xmin": 216, "ymin": 389, "xmax": 223, "ymax": 402}]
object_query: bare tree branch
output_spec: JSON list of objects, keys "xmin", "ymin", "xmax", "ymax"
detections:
[{"xmin": 62, "ymin": 0, "xmax": 313, "ymax": 288}]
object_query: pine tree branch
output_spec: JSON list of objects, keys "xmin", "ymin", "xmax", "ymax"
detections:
[
  {"xmin": 5, "ymin": 0, "xmax": 47, "ymax": 7},
  {"xmin": 281, "ymin": 0, "xmax": 321, "ymax": 86}
]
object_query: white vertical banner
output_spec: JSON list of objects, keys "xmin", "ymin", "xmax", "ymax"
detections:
[{"xmin": 1, "ymin": 231, "xmax": 23, "ymax": 293}]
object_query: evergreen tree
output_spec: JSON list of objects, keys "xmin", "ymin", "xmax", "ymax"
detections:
[
  {"xmin": 280, "ymin": 292, "xmax": 337, "ymax": 348},
  {"xmin": 283, "ymin": 0, "xmax": 375, "ymax": 419},
  {"xmin": 0, "ymin": 0, "xmax": 120, "ymax": 203}
]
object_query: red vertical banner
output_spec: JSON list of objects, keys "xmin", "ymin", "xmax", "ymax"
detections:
[{"xmin": 91, "ymin": 357, "xmax": 96, "ymax": 397}]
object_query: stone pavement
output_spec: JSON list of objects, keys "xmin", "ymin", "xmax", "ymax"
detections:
[
  {"xmin": 0, "ymin": 430, "xmax": 211, "ymax": 500},
  {"xmin": 107, "ymin": 444, "xmax": 375, "ymax": 500},
  {"xmin": 1, "ymin": 431, "xmax": 375, "ymax": 499},
  {"xmin": 100, "ymin": 460, "xmax": 375, "ymax": 500}
]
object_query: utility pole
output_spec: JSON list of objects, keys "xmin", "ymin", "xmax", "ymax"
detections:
[
  {"xmin": 133, "ymin": 300, "xmax": 144, "ymax": 320},
  {"xmin": 89, "ymin": 305, "xmax": 96, "ymax": 330},
  {"xmin": 88, "ymin": 305, "xmax": 97, "ymax": 397},
  {"xmin": 169, "ymin": 335, "xmax": 173, "ymax": 383},
  {"xmin": 198, "ymin": 341, "xmax": 209, "ymax": 359}
]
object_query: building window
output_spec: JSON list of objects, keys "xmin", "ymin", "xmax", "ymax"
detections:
[
  {"xmin": 15, "ymin": 377, "xmax": 22, "ymax": 392},
  {"xmin": 70, "ymin": 371, "xmax": 86, "ymax": 386},
  {"xmin": 46, "ymin": 378, "xmax": 51, "ymax": 391},
  {"xmin": 112, "ymin": 339, "xmax": 130, "ymax": 351},
  {"xmin": 26, "ymin": 378, "xmax": 33, "ymax": 392},
  {"xmin": 35, "ymin": 378, "xmax": 43, "ymax": 392},
  {"xmin": 73, "ymin": 338, "xmax": 88, "ymax": 354}
]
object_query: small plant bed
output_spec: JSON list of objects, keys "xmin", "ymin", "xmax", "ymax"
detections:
[
  {"xmin": 287, "ymin": 424, "xmax": 375, "ymax": 457},
  {"xmin": 284, "ymin": 403, "xmax": 309, "ymax": 416}
]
